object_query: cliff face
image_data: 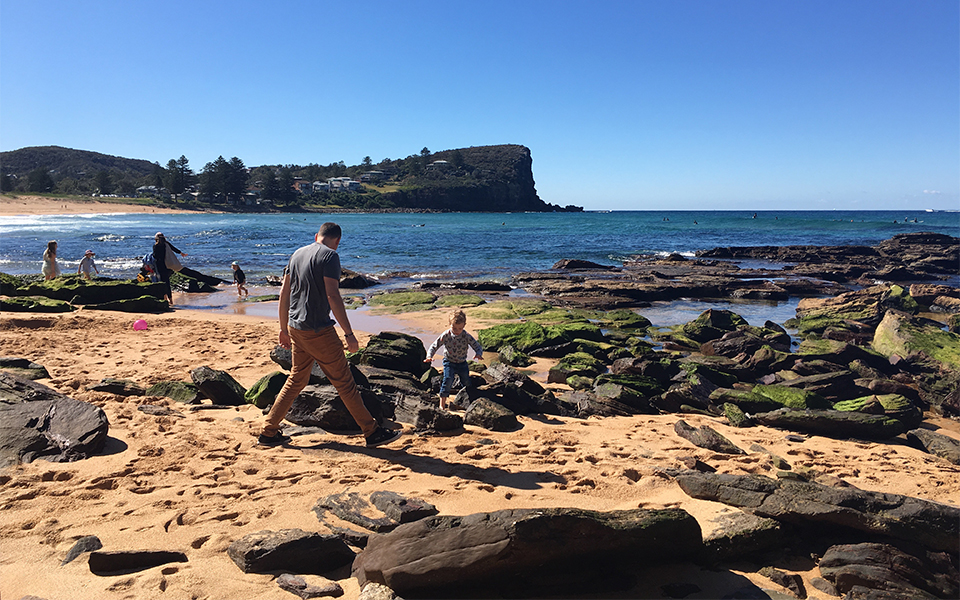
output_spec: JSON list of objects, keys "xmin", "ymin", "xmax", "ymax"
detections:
[{"xmin": 385, "ymin": 144, "xmax": 569, "ymax": 212}]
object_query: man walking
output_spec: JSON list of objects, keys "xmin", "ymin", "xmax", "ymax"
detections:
[{"xmin": 259, "ymin": 222, "xmax": 402, "ymax": 448}]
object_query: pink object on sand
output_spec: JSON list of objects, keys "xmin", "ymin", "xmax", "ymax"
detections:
[{"xmin": 133, "ymin": 319, "xmax": 149, "ymax": 331}]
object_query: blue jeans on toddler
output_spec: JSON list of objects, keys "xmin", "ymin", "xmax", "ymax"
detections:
[{"xmin": 440, "ymin": 358, "xmax": 471, "ymax": 396}]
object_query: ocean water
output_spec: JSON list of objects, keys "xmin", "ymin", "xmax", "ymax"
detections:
[{"xmin": 3, "ymin": 210, "xmax": 957, "ymax": 285}]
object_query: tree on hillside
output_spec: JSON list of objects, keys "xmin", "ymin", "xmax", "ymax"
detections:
[
  {"xmin": 94, "ymin": 170, "xmax": 114, "ymax": 195},
  {"xmin": 362, "ymin": 156, "xmax": 372, "ymax": 168},
  {"xmin": 261, "ymin": 169, "xmax": 281, "ymax": 202},
  {"xmin": 151, "ymin": 163, "xmax": 165, "ymax": 188},
  {"xmin": 420, "ymin": 147, "xmax": 430, "ymax": 158},
  {"xmin": 451, "ymin": 149, "xmax": 464, "ymax": 170},
  {"xmin": 27, "ymin": 168, "xmax": 55, "ymax": 193},
  {"xmin": 199, "ymin": 156, "xmax": 229, "ymax": 201},
  {"xmin": 225, "ymin": 157, "xmax": 248, "ymax": 203},
  {"xmin": 277, "ymin": 167, "xmax": 297, "ymax": 206},
  {"xmin": 165, "ymin": 155, "xmax": 194, "ymax": 199},
  {"xmin": 0, "ymin": 173, "xmax": 14, "ymax": 192}
]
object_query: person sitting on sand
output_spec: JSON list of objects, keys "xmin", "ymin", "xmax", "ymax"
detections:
[
  {"xmin": 258, "ymin": 222, "xmax": 402, "ymax": 448},
  {"xmin": 424, "ymin": 309, "xmax": 484, "ymax": 410},
  {"xmin": 41, "ymin": 240, "xmax": 60, "ymax": 280},
  {"xmin": 77, "ymin": 249, "xmax": 99, "ymax": 280},
  {"xmin": 231, "ymin": 261, "xmax": 249, "ymax": 298}
]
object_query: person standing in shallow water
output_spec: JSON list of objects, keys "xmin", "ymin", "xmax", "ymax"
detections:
[
  {"xmin": 258, "ymin": 222, "xmax": 402, "ymax": 448},
  {"xmin": 41, "ymin": 240, "xmax": 60, "ymax": 280},
  {"xmin": 153, "ymin": 232, "xmax": 186, "ymax": 306}
]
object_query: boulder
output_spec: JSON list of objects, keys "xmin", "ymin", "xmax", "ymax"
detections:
[
  {"xmin": 352, "ymin": 507, "xmax": 702, "ymax": 598},
  {"xmin": 0, "ymin": 357, "xmax": 50, "ymax": 380},
  {"xmin": 82, "ymin": 295, "xmax": 170, "ymax": 313},
  {"xmin": 356, "ymin": 331, "xmax": 428, "ymax": 376},
  {"xmin": 495, "ymin": 345, "xmax": 533, "ymax": 367},
  {"xmin": 314, "ymin": 491, "xmax": 438, "ymax": 534},
  {"xmin": 753, "ymin": 408, "xmax": 907, "ymax": 440},
  {"xmin": 275, "ymin": 573, "xmax": 344, "ymax": 599},
  {"xmin": 673, "ymin": 420, "xmax": 744, "ymax": 454},
  {"xmin": 701, "ymin": 512, "xmax": 786, "ymax": 563},
  {"xmin": 675, "ymin": 472, "xmax": 959, "ymax": 552},
  {"xmin": 61, "ymin": 535, "xmax": 103, "ymax": 566},
  {"xmin": 872, "ymin": 310, "xmax": 960, "ymax": 371},
  {"xmin": 392, "ymin": 393, "xmax": 463, "ymax": 431},
  {"xmin": 285, "ymin": 385, "xmax": 388, "ymax": 433},
  {"xmin": 463, "ymin": 397, "xmax": 519, "ymax": 431},
  {"xmin": 681, "ymin": 309, "xmax": 749, "ymax": 344},
  {"xmin": 905, "ymin": 428, "xmax": 960, "ymax": 465},
  {"xmin": 0, "ymin": 392, "xmax": 109, "ymax": 467},
  {"xmin": 190, "ymin": 366, "xmax": 246, "ymax": 406},
  {"xmin": 227, "ymin": 529, "xmax": 354, "ymax": 575},
  {"xmin": 244, "ymin": 371, "xmax": 288, "ymax": 409},
  {"xmin": 10, "ymin": 276, "xmax": 167, "ymax": 304},
  {"xmin": 145, "ymin": 380, "xmax": 202, "ymax": 404},
  {"xmin": 819, "ymin": 542, "xmax": 958, "ymax": 599},
  {"xmin": 0, "ymin": 372, "xmax": 69, "ymax": 405},
  {"xmin": 270, "ymin": 346, "xmax": 330, "ymax": 384}
]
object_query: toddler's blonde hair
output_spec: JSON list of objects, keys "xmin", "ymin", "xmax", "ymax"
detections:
[{"xmin": 449, "ymin": 309, "xmax": 467, "ymax": 326}]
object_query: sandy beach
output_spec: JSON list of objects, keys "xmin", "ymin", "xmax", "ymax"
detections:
[
  {"xmin": 1, "ymin": 200, "xmax": 959, "ymax": 599},
  {"xmin": 2, "ymin": 302, "xmax": 959, "ymax": 600},
  {"xmin": 0, "ymin": 194, "xmax": 194, "ymax": 216}
]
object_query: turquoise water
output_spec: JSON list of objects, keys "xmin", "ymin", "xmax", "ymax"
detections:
[{"xmin": 2, "ymin": 210, "xmax": 956, "ymax": 285}]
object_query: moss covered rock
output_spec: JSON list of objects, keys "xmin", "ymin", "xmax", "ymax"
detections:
[
  {"xmin": 12, "ymin": 275, "xmax": 167, "ymax": 304},
  {"xmin": 478, "ymin": 322, "xmax": 548, "ymax": 352},
  {"xmin": 547, "ymin": 352, "xmax": 606, "ymax": 383},
  {"xmin": 681, "ymin": 309, "xmax": 749, "ymax": 344},
  {"xmin": 596, "ymin": 309, "xmax": 652, "ymax": 332},
  {"xmin": 368, "ymin": 291, "xmax": 437, "ymax": 313},
  {"xmin": 83, "ymin": 295, "xmax": 170, "ymax": 313},
  {"xmin": 872, "ymin": 310, "xmax": 960, "ymax": 371},
  {"xmin": 754, "ymin": 384, "xmax": 830, "ymax": 409},
  {"xmin": 473, "ymin": 298, "xmax": 553, "ymax": 320},
  {"xmin": 245, "ymin": 371, "xmax": 288, "ymax": 409},
  {"xmin": 0, "ymin": 296, "xmax": 75, "ymax": 312},
  {"xmin": 146, "ymin": 381, "xmax": 202, "ymax": 404}
]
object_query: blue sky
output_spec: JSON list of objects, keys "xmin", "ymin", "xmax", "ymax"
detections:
[{"xmin": 1, "ymin": 1, "xmax": 957, "ymax": 210}]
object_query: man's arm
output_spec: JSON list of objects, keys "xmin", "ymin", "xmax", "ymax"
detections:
[
  {"xmin": 277, "ymin": 272, "xmax": 292, "ymax": 349},
  {"xmin": 325, "ymin": 276, "xmax": 359, "ymax": 353}
]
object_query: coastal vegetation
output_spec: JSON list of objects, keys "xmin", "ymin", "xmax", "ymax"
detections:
[{"xmin": 0, "ymin": 144, "xmax": 581, "ymax": 213}]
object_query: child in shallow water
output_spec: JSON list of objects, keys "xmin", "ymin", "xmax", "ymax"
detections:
[
  {"xmin": 232, "ymin": 261, "xmax": 249, "ymax": 298},
  {"xmin": 424, "ymin": 309, "xmax": 483, "ymax": 410},
  {"xmin": 41, "ymin": 240, "xmax": 60, "ymax": 280}
]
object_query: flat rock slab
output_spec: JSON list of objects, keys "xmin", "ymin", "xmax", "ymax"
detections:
[
  {"xmin": 85, "ymin": 377, "xmax": 146, "ymax": 396},
  {"xmin": 0, "ymin": 372, "xmax": 70, "ymax": 405},
  {"xmin": 674, "ymin": 419, "xmax": 744, "ymax": 454},
  {"xmin": 675, "ymin": 472, "xmax": 959, "ymax": 552},
  {"xmin": 276, "ymin": 573, "xmax": 344, "ymax": 599},
  {"xmin": 753, "ymin": 408, "xmax": 907, "ymax": 440},
  {"xmin": 819, "ymin": 542, "xmax": 958, "ymax": 599},
  {"xmin": 352, "ymin": 507, "xmax": 702, "ymax": 598},
  {"xmin": 88, "ymin": 550, "xmax": 187, "ymax": 575},
  {"xmin": 0, "ymin": 357, "xmax": 50, "ymax": 380},
  {"xmin": 227, "ymin": 529, "xmax": 354, "ymax": 575}
]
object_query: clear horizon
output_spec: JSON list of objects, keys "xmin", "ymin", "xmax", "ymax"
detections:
[{"xmin": 1, "ymin": 1, "xmax": 957, "ymax": 211}]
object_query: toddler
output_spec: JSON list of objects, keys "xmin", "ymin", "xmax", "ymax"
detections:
[
  {"xmin": 77, "ymin": 249, "xmax": 99, "ymax": 280},
  {"xmin": 424, "ymin": 309, "xmax": 483, "ymax": 410},
  {"xmin": 232, "ymin": 261, "xmax": 249, "ymax": 298}
]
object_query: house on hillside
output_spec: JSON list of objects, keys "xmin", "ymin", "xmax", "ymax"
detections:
[{"xmin": 360, "ymin": 170, "xmax": 384, "ymax": 182}]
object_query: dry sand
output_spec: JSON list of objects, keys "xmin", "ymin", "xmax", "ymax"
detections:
[
  {"xmin": 0, "ymin": 194, "xmax": 195, "ymax": 216},
  {"xmin": 1, "ymin": 304, "xmax": 959, "ymax": 600}
]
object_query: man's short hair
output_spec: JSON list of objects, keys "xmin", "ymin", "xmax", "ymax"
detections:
[{"xmin": 319, "ymin": 222, "xmax": 342, "ymax": 239}]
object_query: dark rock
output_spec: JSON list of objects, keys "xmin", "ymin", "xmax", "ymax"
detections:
[
  {"xmin": 673, "ymin": 419, "xmax": 744, "ymax": 454},
  {"xmin": 775, "ymin": 370, "xmax": 861, "ymax": 403},
  {"xmin": 82, "ymin": 295, "xmax": 170, "ymax": 313},
  {"xmin": 753, "ymin": 408, "xmax": 907, "ymax": 439},
  {"xmin": 271, "ymin": 345, "xmax": 330, "ymax": 385},
  {"xmin": 660, "ymin": 582, "xmax": 701, "ymax": 598},
  {"xmin": 552, "ymin": 258, "xmax": 618, "ymax": 270},
  {"xmin": 809, "ymin": 576, "xmax": 839, "ymax": 597},
  {"xmin": 392, "ymin": 393, "xmax": 462, "ymax": 431},
  {"xmin": 0, "ymin": 372, "xmax": 72, "ymax": 405},
  {"xmin": 84, "ymin": 377, "xmax": 145, "ymax": 396},
  {"xmin": 675, "ymin": 472, "xmax": 960, "ymax": 551},
  {"xmin": 723, "ymin": 402, "xmax": 753, "ymax": 427},
  {"xmin": 0, "ymin": 394, "xmax": 109, "ymax": 467},
  {"xmin": 496, "ymin": 345, "xmax": 533, "ymax": 367},
  {"xmin": 61, "ymin": 535, "xmax": 102, "ymax": 566},
  {"xmin": 356, "ymin": 366, "xmax": 420, "ymax": 397},
  {"xmin": 144, "ymin": 380, "xmax": 202, "ymax": 404},
  {"xmin": 286, "ymin": 385, "xmax": 387, "ymax": 433},
  {"xmin": 759, "ymin": 566, "xmax": 806, "ymax": 598},
  {"xmin": 356, "ymin": 331, "xmax": 427, "ymax": 377},
  {"xmin": 88, "ymin": 550, "xmax": 187, "ymax": 575},
  {"xmin": 227, "ymin": 529, "xmax": 354, "ymax": 575},
  {"xmin": 905, "ymin": 428, "xmax": 960, "ymax": 465},
  {"xmin": 463, "ymin": 397, "xmax": 519, "ymax": 431},
  {"xmin": 679, "ymin": 456, "xmax": 716, "ymax": 472},
  {"xmin": 481, "ymin": 361, "xmax": 547, "ymax": 396},
  {"xmin": 819, "ymin": 542, "xmax": 958, "ymax": 599},
  {"xmin": 351, "ymin": 507, "xmax": 702, "ymax": 598},
  {"xmin": 702, "ymin": 512, "xmax": 785, "ymax": 563},
  {"xmin": 555, "ymin": 389, "xmax": 638, "ymax": 418},
  {"xmin": 370, "ymin": 491, "xmax": 439, "ymax": 524},
  {"xmin": 340, "ymin": 268, "xmax": 379, "ymax": 289},
  {"xmin": 314, "ymin": 492, "xmax": 400, "ymax": 533},
  {"xmin": 0, "ymin": 357, "xmax": 50, "ymax": 380},
  {"xmin": 276, "ymin": 573, "xmax": 344, "ymax": 598},
  {"xmin": 245, "ymin": 371, "xmax": 288, "ymax": 409},
  {"xmin": 190, "ymin": 366, "xmax": 246, "ymax": 406}
]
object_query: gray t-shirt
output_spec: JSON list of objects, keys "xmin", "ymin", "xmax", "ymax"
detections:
[{"xmin": 286, "ymin": 241, "xmax": 341, "ymax": 332}]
